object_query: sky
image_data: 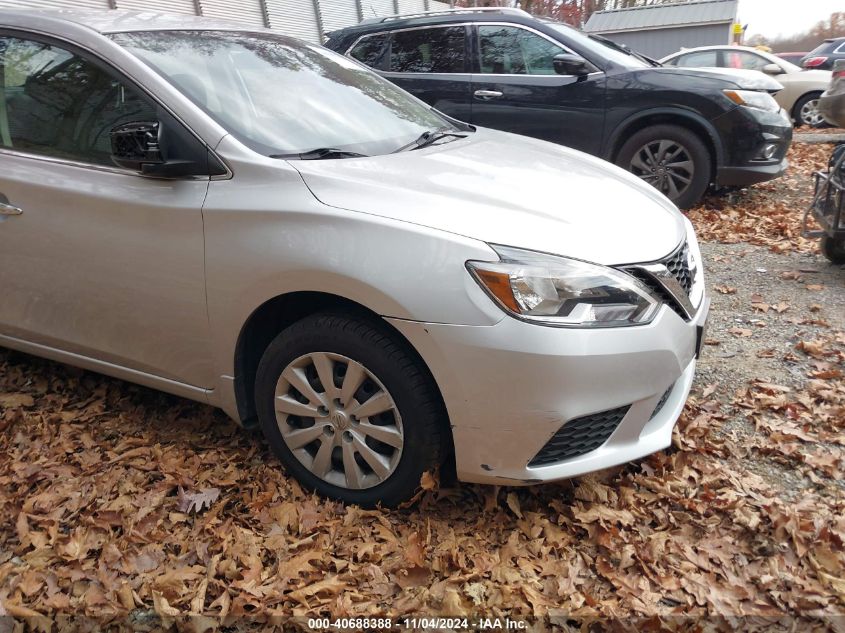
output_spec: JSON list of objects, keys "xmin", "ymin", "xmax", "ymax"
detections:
[{"xmin": 738, "ymin": 0, "xmax": 842, "ymax": 38}]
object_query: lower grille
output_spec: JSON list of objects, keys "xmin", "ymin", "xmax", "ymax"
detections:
[{"xmin": 528, "ymin": 405, "xmax": 630, "ymax": 467}]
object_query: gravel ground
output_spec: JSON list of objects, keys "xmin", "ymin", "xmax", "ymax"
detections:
[
  {"xmin": 693, "ymin": 242, "xmax": 844, "ymax": 498},
  {"xmin": 697, "ymin": 243, "xmax": 844, "ymax": 387}
]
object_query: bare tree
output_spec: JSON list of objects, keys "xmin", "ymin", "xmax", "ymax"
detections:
[
  {"xmin": 454, "ymin": 0, "xmax": 695, "ymax": 27},
  {"xmin": 755, "ymin": 11, "xmax": 844, "ymax": 53}
]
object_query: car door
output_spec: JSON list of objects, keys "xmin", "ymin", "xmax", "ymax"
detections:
[
  {"xmin": 348, "ymin": 25, "xmax": 472, "ymax": 123},
  {"xmin": 469, "ymin": 24, "xmax": 606, "ymax": 155},
  {"xmin": 0, "ymin": 33, "xmax": 215, "ymax": 388}
]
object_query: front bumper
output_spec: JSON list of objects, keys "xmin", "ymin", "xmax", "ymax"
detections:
[
  {"xmin": 713, "ymin": 106, "xmax": 792, "ymax": 187},
  {"xmin": 388, "ymin": 298, "xmax": 710, "ymax": 485},
  {"xmin": 717, "ymin": 159, "xmax": 788, "ymax": 186}
]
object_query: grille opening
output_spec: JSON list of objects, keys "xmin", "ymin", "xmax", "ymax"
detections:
[
  {"xmin": 665, "ymin": 242, "xmax": 693, "ymax": 294},
  {"xmin": 650, "ymin": 385, "xmax": 674, "ymax": 421},
  {"xmin": 628, "ymin": 269, "xmax": 688, "ymax": 320},
  {"xmin": 624, "ymin": 241, "xmax": 694, "ymax": 321},
  {"xmin": 529, "ymin": 405, "xmax": 630, "ymax": 467}
]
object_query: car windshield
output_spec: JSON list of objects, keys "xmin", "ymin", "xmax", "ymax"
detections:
[
  {"xmin": 111, "ymin": 30, "xmax": 457, "ymax": 157},
  {"xmin": 544, "ymin": 22, "xmax": 649, "ymax": 69}
]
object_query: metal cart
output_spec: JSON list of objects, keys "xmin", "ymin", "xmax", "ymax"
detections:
[{"xmin": 803, "ymin": 142, "xmax": 845, "ymax": 264}]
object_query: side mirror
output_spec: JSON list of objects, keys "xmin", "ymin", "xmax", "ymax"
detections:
[
  {"xmin": 110, "ymin": 121, "xmax": 205, "ymax": 177},
  {"xmin": 553, "ymin": 53, "xmax": 593, "ymax": 77},
  {"xmin": 110, "ymin": 121, "xmax": 164, "ymax": 170},
  {"xmin": 762, "ymin": 63, "xmax": 784, "ymax": 75}
]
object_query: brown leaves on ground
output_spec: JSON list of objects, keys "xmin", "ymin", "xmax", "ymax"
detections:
[
  {"xmin": 688, "ymin": 144, "xmax": 830, "ymax": 254},
  {"xmin": 1, "ymin": 356, "xmax": 843, "ymax": 625}
]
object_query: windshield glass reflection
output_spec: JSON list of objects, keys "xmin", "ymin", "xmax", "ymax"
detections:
[{"xmin": 112, "ymin": 30, "xmax": 455, "ymax": 157}]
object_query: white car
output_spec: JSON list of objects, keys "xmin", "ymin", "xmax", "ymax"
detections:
[
  {"xmin": 0, "ymin": 9, "xmax": 709, "ymax": 506},
  {"xmin": 661, "ymin": 45, "xmax": 832, "ymax": 127}
]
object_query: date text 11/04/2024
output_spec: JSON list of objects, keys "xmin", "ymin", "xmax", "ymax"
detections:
[{"xmin": 307, "ymin": 618, "xmax": 528, "ymax": 630}]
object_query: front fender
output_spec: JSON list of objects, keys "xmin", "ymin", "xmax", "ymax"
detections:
[{"xmin": 604, "ymin": 107, "xmax": 726, "ymax": 168}]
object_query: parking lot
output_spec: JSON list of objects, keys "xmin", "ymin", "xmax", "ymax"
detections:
[{"xmin": 1, "ymin": 139, "xmax": 842, "ymax": 625}]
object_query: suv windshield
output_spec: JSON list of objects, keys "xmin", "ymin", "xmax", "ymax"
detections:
[
  {"xmin": 111, "ymin": 30, "xmax": 456, "ymax": 157},
  {"xmin": 544, "ymin": 22, "xmax": 649, "ymax": 70}
]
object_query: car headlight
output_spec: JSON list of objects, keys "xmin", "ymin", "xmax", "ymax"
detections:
[
  {"xmin": 467, "ymin": 245, "xmax": 660, "ymax": 327},
  {"xmin": 723, "ymin": 89, "xmax": 780, "ymax": 112}
]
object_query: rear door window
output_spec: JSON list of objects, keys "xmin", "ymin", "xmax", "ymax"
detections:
[
  {"xmin": 389, "ymin": 26, "xmax": 467, "ymax": 74},
  {"xmin": 675, "ymin": 50, "xmax": 719, "ymax": 67}
]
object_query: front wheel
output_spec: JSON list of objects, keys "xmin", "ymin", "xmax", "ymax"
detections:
[
  {"xmin": 821, "ymin": 235, "xmax": 845, "ymax": 264},
  {"xmin": 255, "ymin": 312, "xmax": 447, "ymax": 507},
  {"xmin": 794, "ymin": 92, "xmax": 827, "ymax": 128},
  {"xmin": 615, "ymin": 124, "xmax": 712, "ymax": 209}
]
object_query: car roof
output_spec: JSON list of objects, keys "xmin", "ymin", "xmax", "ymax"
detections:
[
  {"xmin": 662, "ymin": 45, "xmax": 776, "ymax": 60},
  {"xmin": 0, "ymin": 8, "xmax": 269, "ymax": 35},
  {"xmin": 327, "ymin": 7, "xmax": 542, "ymax": 39}
]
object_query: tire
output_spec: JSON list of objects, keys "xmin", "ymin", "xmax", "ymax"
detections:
[
  {"xmin": 255, "ymin": 312, "xmax": 446, "ymax": 507},
  {"xmin": 615, "ymin": 124, "xmax": 712, "ymax": 210},
  {"xmin": 821, "ymin": 235, "xmax": 845, "ymax": 264},
  {"xmin": 793, "ymin": 92, "xmax": 827, "ymax": 128}
]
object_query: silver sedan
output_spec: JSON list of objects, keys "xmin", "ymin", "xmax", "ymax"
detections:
[{"xmin": 0, "ymin": 9, "xmax": 709, "ymax": 506}]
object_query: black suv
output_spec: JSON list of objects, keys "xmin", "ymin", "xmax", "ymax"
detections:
[
  {"xmin": 801, "ymin": 38, "xmax": 845, "ymax": 71},
  {"xmin": 325, "ymin": 7, "xmax": 793, "ymax": 208}
]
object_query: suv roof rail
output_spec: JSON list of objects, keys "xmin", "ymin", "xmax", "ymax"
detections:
[{"xmin": 359, "ymin": 6, "xmax": 530, "ymax": 25}]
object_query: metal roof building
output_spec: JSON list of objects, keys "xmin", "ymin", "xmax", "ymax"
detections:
[
  {"xmin": 0, "ymin": 0, "xmax": 449, "ymax": 43},
  {"xmin": 584, "ymin": 0, "xmax": 738, "ymax": 59}
]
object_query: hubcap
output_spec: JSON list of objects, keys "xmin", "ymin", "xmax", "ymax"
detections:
[
  {"xmin": 800, "ymin": 99, "xmax": 824, "ymax": 127},
  {"xmin": 630, "ymin": 139, "xmax": 694, "ymax": 201},
  {"xmin": 274, "ymin": 352, "xmax": 403, "ymax": 490}
]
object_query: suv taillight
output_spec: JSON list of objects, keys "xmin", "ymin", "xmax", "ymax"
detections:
[{"xmin": 803, "ymin": 56, "xmax": 828, "ymax": 68}]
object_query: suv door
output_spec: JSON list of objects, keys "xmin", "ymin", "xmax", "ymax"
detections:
[
  {"xmin": 348, "ymin": 25, "xmax": 472, "ymax": 122},
  {"xmin": 470, "ymin": 24, "xmax": 606, "ymax": 154},
  {"xmin": 0, "ymin": 33, "xmax": 214, "ymax": 388}
]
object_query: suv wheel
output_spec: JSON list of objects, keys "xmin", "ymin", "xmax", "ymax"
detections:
[
  {"xmin": 794, "ymin": 92, "xmax": 827, "ymax": 128},
  {"xmin": 255, "ymin": 312, "xmax": 446, "ymax": 507},
  {"xmin": 616, "ymin": 124, "xmax": 711, "ymax": 209}
]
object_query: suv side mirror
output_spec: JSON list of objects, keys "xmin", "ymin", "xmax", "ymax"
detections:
[
  {"xmin": 110, "ymin": 120, "xmax": 207, "ymax": 177},
  {"xmin": 762, "ymin": 63, "xmax": 784, "ymax": 75},
  {"xmin": 553, "ymin": 53, "xmax": 594, "ymax": 77}
]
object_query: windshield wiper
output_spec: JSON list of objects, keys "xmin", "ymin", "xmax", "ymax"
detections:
[
  {"xmin": 270, "ymin": 148, "xmax": 369, "ymax": 160},
  {"xmin": 393, "ymin": 128, "xmax": 468, "ymax": 153}
]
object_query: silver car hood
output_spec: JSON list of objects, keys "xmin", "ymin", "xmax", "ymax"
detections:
[{"xmin": 292, "ymin": 129, "xmax": 685, "ymax": 266}]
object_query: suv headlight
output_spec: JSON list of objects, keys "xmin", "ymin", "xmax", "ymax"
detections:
[
  {"xmin": 723, "ymin": 89, "xmax": 780, "ymax": 112},
  {"xmin": 467, "ymin": 245, "xmax": 659, "ymax": 327}
]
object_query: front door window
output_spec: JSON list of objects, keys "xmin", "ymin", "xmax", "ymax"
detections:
[{"xmin": 478, "ymin": 25, "xmax": 564, "ymax": 75}]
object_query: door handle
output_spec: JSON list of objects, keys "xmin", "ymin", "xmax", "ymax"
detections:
[
  {"xmin": 473, "ymin": 90, "xmax": 503, "ymax": 101},
  {"xmin": 0, "ymin": 201, "xmax": 22, "ymax": 216}
]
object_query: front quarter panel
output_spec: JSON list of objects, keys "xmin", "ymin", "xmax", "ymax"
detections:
[
  {"xmin": 603, "ymin": 68, "xmax": 736, "ymax": 159},
  {"xmin": 203, "ymin": 136, "xmax": 503, "ymax": 409}
]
